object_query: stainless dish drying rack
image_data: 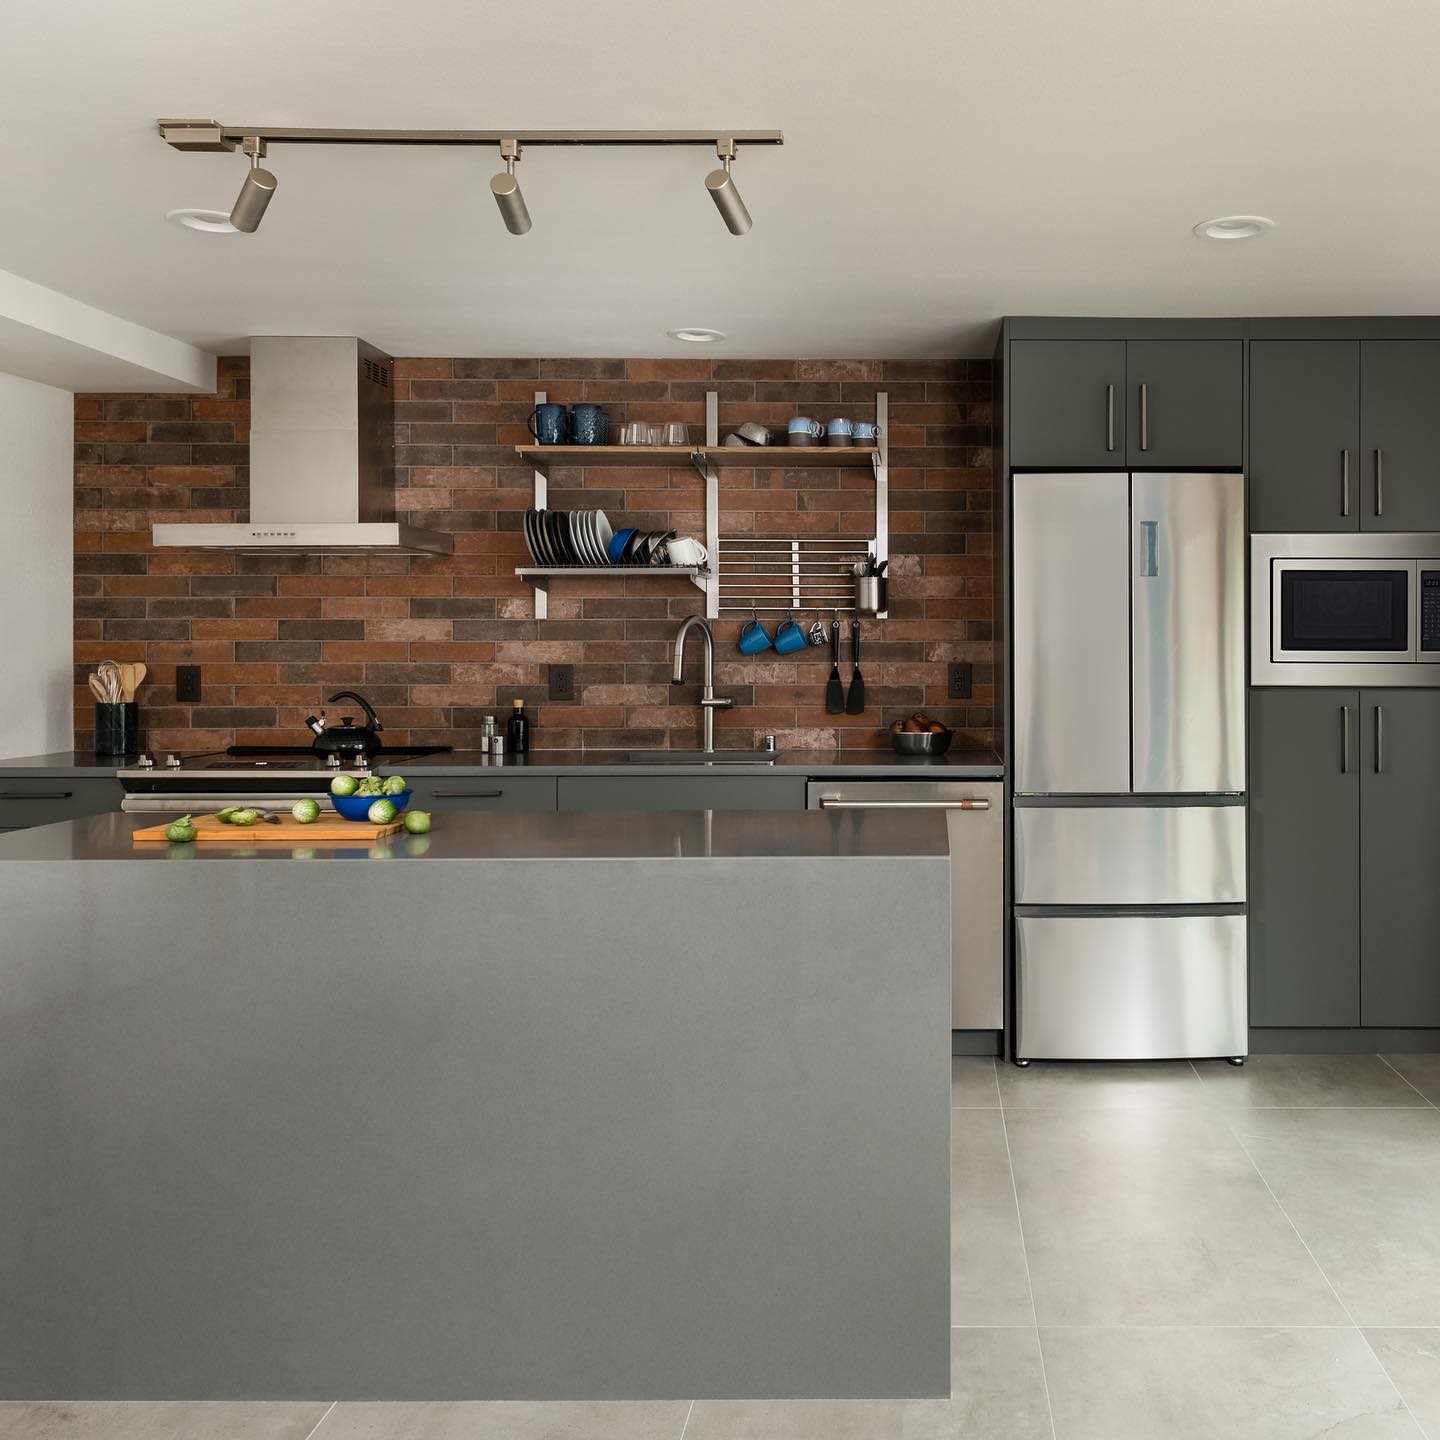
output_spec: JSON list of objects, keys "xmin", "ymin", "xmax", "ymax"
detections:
[{"xmin": 717, "ymin": 537, "xmax": 878, "ymax": 615}]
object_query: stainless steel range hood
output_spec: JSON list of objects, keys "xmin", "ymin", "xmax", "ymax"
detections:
[{"xmin": 152, "ymin": 336, "xmax": 452, "ymax": 555}]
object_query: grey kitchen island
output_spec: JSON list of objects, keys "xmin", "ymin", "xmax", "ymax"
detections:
[{"xmin": 0, "ymin": 810, "xmax": 951, "ymax": 1401}]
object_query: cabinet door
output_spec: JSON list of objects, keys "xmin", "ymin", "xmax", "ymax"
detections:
[
  {"xmin": 1360, "ymin": 690, "xmax": 1440, "ymax": 1025},
  {"xmin": 1126, "ymin": 340, "xmax": 1243, "ymax": 468},
  {"xmin": 1359, "ymin": 341, "xmax": 1440, "ymax": 530},
  {"xmin": 557, "ymin": 776, "xmax": 808, "ymax": 811},
  {"xmin": 0, "ymin": 776, "xmax": 124, "ymax": 830},
  {"xmin": 1249, "ymin": 340, "xmax": 1360, "ymax": 533},
  {"xmin": 1248, "ymin": 689, "xmax": 1360, "ymax": 1027},
  {"xmin": 1007, "ymin": 341, "xmax": 1126, "ymax": 468}
]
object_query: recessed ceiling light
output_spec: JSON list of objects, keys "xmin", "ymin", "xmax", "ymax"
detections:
[
  {"xmin": 1193, "ymin": 215, "xmax": 1274, "ymax": 241},
  {"xmin": 165, "ymin": 207, "xmax": 237, "ymax": 233},
  {"xmin": 668, "ymin": 328, "xmax": 727, "ymax": 344}
]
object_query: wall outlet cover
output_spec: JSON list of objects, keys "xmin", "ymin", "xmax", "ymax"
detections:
[
  {"xmin": 176, "ymin": 664, "xmax": 202, "ymax": 703},
  {"xmin": 947, "ymin": 661, "xmax": 972, "ymax": 700},
  {"xmin": 548, "ymin": 664, "xmax": 576, "ymax": 702}
]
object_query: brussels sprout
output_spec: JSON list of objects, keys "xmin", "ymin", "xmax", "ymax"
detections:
[
  {"xmin": 292, "ymin": 798, "xmax": 321, "ymax": 825},
  {"xmin": 228, "ymin": 808, "xmax": 260, "ymax": 827},
  {"xmin": 165, "ymin": 814, "xmax": 196, "ymax": 843},
  {"xmin": 382, "ymin": 774, "xmax": 407, "ymax": 796},
  {"xmin": 330, "ymin": 774, "xmax": 359, "ymax": 797}
]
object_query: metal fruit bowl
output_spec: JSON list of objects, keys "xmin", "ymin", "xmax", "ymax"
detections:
[{"xmin": 890, "ymin": 730, "xmax": 954, "ymax": 756}]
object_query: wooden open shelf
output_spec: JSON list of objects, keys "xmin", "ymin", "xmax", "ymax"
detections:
[{"xmin": 514, "ymin": 444, "xmax": 880, "ymax": 469}]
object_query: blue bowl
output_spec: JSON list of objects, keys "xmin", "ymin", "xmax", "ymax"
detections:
[
  {"xmin": 608, "ymin": 526, "xmax": 636, "ymax": 564},
  {"xmin": 331, "ymin": 788, "xmax": 412, "ymax": 822}
]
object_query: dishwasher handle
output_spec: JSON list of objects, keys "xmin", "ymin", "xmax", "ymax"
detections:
[{"xmin": 817, "ymin": 797, "xmax": 990, "ymax": 811}]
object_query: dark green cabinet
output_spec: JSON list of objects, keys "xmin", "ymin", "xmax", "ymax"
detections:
[
  {"xmin": 1249, "ymin": 689, "xmax": 1361, "ymax": 1026},
  {"xmin": 1250, "ymin": 687, "xmax": 1440, "ymax": 1029},
  {"xmin": 1359, "ymin": 341, "xmax": 1440, "ymax": 531},
  {"xmin": 1125, "ymin": 340, "xmax": 1243, "ymax": 468},
  {"xmin": 1008, "ymin": 338, "xmax": 1241, "ymax": 469},
  {"xmin": 557, "ymin": 776, "xmax": 807, "ymax": 812},
  {"xmin": 1249, "ymin": 341, "xmax": 1360, "ymax": 532},
  {"xmin": 1359, "ymin": 691, "xmax": 1440, "ymax": 1025},
  {"xmin": 0, "ymin": 776, "xmax": 124, "ymax": 830},
  {"xmin": 1007, "ymin": 340, "xmax": 1126, "ymax": 468}
]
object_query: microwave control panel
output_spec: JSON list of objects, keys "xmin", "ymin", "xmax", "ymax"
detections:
[{"xmin": 1423, "ymin": 571, "xmax": 1440, "ymax": 653}]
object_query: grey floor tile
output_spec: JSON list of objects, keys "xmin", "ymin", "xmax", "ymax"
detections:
[
  {"xmin": 950, "ymin": 1327, "xmax": 1052, "ymax": 1437},
  {"xmin": 683, "ymin": 1398, "xmax": 951, "ymax": 1440},
  {"xmin": 1006, "ymin": 1108, "xmax": 1346, "ymax": 1325},
  {"xmin": 315, "ymin": 1401, "xmax": 691, "ymax": 1439},
  {"xmin": 951, "ymin": 1056, "xmax": 1001, "ymax": 1107},
  {"xmin": 997, "ymin": 1059, "xmax": 1209, "ymax": 1110},
  {"xmin": 1041, "ymin": 1325, "xmax": 1421, "ymax": 1440},
  {"xmin": 1365, "ymin": 1329, "xmax": 1440, "ymax": 1438},
  {"xmin": 1193, "ymin": 1054, "xmax": 1430, "ymax": 1107},
  {"xmin": 0, "ymin": 1403, "xmax": 330, "ymax": 1439},
  {"xmin": 1383, "ymin": 1054, "xmax": 1440, "ymax": 1107},
  {"xmin": 1233, "ymin": 1108, "xmax": 1440, "ymax": 1327},
  {"xmin": 951, "ymin": 1110, "xmax": 1034, "ymax": 1325}
]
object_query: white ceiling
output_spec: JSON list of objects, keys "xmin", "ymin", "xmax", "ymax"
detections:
[{"xmin": 3, "ymin": 0, "xmax": 1440, "ymax": 361}]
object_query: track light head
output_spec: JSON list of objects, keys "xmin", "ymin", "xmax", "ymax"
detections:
[
  {"xmin": 230, "ymin": 137, "xmax": 276, "ymax": 233},
  {"xmin": 705, "ymin": 137, "xmax": 752, "ymax": 236},
  {"xmin": 491, "ymin": 138, "xmax": 532, "ymax": 235}
]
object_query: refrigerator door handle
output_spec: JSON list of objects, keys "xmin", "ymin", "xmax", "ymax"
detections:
[{"xmin": 1138, "ymin": 520, "xmax": 1159, "ymax": 578}]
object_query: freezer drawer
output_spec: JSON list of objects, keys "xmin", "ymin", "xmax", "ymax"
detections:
[
  {"xmin": 1016, "ymin": 914, "xmax": 1248, "ymax": 1060},
  {"xmin": 807, "ymin": 781, "xmax": 1002, "ymax": 1029},
  {"xmin": 1014, "ymin": 804, "xmax": 1246, "ymax": 906}
]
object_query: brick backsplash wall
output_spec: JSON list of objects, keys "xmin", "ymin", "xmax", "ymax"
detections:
[{"xmin": 74, "ymin": 357, "xmax": 993, "ymax": 754}]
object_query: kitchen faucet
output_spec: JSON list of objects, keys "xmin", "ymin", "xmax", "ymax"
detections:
[{"xmin": 671, "ymin": 616, "xmax": 733, "ymax": 753}]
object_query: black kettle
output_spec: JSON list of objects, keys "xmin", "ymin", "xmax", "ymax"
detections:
[{"xmin": 308, "ymin": 690, "xmax": 384, "ymax": 759}]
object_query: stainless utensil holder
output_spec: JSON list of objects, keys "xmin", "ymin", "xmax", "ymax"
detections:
[{"xmin": 855, "ymin": 575, "xmax": 886, "ymax": 614}]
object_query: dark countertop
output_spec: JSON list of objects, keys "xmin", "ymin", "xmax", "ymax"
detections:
[
  {"xmin": 0, "ymin": 747, "xmax": 1004, "ymax": 780},
  {"xmin": 0, "ymin": 809, "xmax": 951, "ymax": 863}
]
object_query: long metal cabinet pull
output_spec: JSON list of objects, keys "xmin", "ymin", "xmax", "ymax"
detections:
[
  {"xmin": 818, "ymin": 798, "xmax": 990, "ymax": 811},
  {"xmin": 431, "ymin": 789, "xmax": 505, "ymax": 798},
  {"xmin": 0, "ymin": 790, "xmax": 73, "ymax": 800},
  {"xmin": 1139, "ymin": 382, "xmax": 1149, "ymax": 451},
  {"xmin": 1375, "ymin": 448, "xmax": 1384, "ymax": 516},
  {"xmin": 1106, "ymin": 384, "xmax": 1115, "ymax": 452},
  {"xmin": 1375, "ymin": 705, "xmax": 1384, "ymax": 773},
  {"xmin": 1341, "ymin": 449, "xmax": 1350, "ymax": 516},
  {"xmin": 1341, "ymin": 706, "xmax": 1350, "ymax": 773}
]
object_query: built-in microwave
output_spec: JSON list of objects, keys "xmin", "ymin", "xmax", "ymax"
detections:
[{"xmin": 1252, "ymin": 534, "xmax": 1440, "ymax": 686}]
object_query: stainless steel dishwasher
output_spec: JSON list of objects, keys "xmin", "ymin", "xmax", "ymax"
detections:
[{"xmin": 806, "ymin": 780, "xmax": 1004, "ymax": 1030}]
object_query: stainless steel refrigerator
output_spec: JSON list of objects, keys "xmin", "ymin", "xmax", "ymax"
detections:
[{"xmin": 1011, "ymin": 471, "xmax": 1247, "ymax": 1061}]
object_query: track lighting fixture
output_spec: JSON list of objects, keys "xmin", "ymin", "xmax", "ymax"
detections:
[
  {"xmin": 490, "ymin": 138, "xmax": 532, "ymax": 235},
  {"xmin": 157, "ymin": 122, "xmax": 782, "ymax": 236},
  {"xmin": 704, "ymin": 138, "xmax": 752, "ymax": 236},
  {"xmin": 229, "ymin": 137, "xmax": 277, "ymax": 233}
]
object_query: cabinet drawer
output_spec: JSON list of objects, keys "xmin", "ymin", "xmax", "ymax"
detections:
[
  {"xmin": 1015, "ymin": 804, "xmax": 1246, "ymax": 905},
  {"xmin": 1016, "ymin": 914, "xmax": 1248, "ymax": 1060},
  {"xmin": 0, "ymin": 777, "xmax": 123, "ymax": 830},
  {"xmin": 558, "ymin": 776, "xmax": 807, "ymax": 812},
  {"xmin": 405, "ymin": 777, "xmax": 557, "ymax": 812}
]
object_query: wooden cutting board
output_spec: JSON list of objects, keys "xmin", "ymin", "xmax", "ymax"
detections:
[{"xmin": 133, "ymin": 812, "xmax": 406, "ymax": 843}]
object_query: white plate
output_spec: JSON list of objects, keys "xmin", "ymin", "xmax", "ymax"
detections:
[{"xmin": 594, "ymin": 510, "xmax": 614, "ymax": 565}]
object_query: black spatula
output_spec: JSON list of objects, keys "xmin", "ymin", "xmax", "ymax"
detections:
[
  {"xmin": 846, "ymin": 619, "xmax": 866, "ymax": 713},
  {"xmin": 825, "ymin": 616, "xmax": 845, "ymax": 713}
]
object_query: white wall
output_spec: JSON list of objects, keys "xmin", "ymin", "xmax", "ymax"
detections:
[{"xmin": 0, "ymin": 370, "xmax": 72, "ymax": 757}]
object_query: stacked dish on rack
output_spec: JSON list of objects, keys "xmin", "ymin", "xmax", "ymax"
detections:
[{"xmin": 523, "ymin": 509, "xmax": 689, "ymax": 568}]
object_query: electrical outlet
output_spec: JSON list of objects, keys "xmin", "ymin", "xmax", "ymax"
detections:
[
  {"xmin": 176, "ymin": 664, "xmax": 202, "ymax": 703},
  {"xmin": 548, "ymin": 664, "xmax": 576, "ymax": 702},
  {"xmin": 947, "ymin": 661, "xmax": 972, "ymax": 700}
]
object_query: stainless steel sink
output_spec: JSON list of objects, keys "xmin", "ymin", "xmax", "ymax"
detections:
[{"xmin": 619, "ymin": 750, "xmax": 781, "ymax": 765}]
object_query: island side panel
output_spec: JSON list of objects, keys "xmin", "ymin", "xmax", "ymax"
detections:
[{"xmin": 0, "ymin": 853, "xmax": 950, "ymax": 1400}]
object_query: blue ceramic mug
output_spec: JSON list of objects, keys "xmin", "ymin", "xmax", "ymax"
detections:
[
  {"xmin": 787, "ymin": 417, "xmax": 823, "ymax": 439},
  {"xmin": 738, "ymin": 617, "xmax": 774, "ymax": 655},
  {"xmin": 527, "ymin": 403, "xmax": 569, "ymax": 445},
  {"xmin": 774, "ymin": 616, "xmax": 808, "ymax": 655},
  {"xmin": 853, "ymin": 421, "xmax": 877, "ymax": 442},
  {"xmin": 570, "ymin": 403, "xmax": 609, "ymax": 445},
  {"xmin": 827, "ymin": 417, "xmax": 854, "ymax": 436}
]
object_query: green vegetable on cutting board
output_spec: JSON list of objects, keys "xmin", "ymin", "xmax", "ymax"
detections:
[
  {"xmin": 164, "ymin": 814, "xmax": 196, "ymax": 843},
  {"xmin": 292, "ymin": 798, "xmax": 321, "ymax": 825},
  {"xmin": 214, "ymin": 806, "xmax": 242, "ymax": 823},
  {"xmin": 228, "ymin": 808, "xmax": 261, "ymax": 827}
]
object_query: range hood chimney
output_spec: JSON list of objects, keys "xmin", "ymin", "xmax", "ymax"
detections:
[{"xmin": 152, "ymin": 336, "xmax": 451, "ymax": 555}]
